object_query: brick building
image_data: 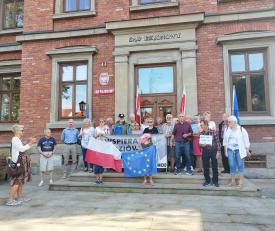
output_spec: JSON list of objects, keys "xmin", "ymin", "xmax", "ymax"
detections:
[{"xmin": 0, "ymin": 0, "xmax": 275, "ymax": 150}]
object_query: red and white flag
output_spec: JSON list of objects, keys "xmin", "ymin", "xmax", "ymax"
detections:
[
  {"xmin": 86, "ymin": 137, "xmax": 122, "ymax": 173},
  {"xmin": 135, "ymin": 87, "xmax": 141, "ymax": 124},
  {"xmin": 179, "ymin": 85, "xmax": 186, "ymax": 115}
]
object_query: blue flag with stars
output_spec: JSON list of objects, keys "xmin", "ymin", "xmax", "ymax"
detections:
[{"xmin": 122, "ymin": 145, "xmax": 157, "ymax": 177}]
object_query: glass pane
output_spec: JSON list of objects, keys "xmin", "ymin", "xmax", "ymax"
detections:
[
  {"xmin": 4, "ymin": 2, "xmax": 15, "ymax": 29},
  {"xmin": 12, "ymin": 93, "xmax": 19, "ymax": 121},
  {"xmin": 16, "ymin": 1, "xmax": 23, "ymax": 28},
  {"xmin": 79, "ymin": 0, "xmax": 90, "ymax": 10},
  {"xmin": 61, "ymin": 85, "xmax": 73, "ymax": 117},
  {"xmin": 76, "ymin": 64, "xmax": 87, "ymax": 81},
  {"xmin": 13, "ymin": 77, "xmax": 20, "ymax": 90},
  {"xmin": 251, "ymin": 75, "xmax": 266, "ymax": 112},
  {"xmin": 249, "ymin": 53, "xmax": 264, "ymax": 71},
  {"xmin": 1, "ymin": 77, "xmax": 11, "ymax": 90},
  {"xmin": 231, "ymin": 54, "xmax": 245, "ymax": 72},
  {"xmin": 62, "ymin": 66, "xmax": 73, "ymax": 81},
  {"xmin": 75, "ymin": 85, "xmax": 87, "ymax": 117},
  {"xmin": 232, "ymin": 75, "xmax": 247, "ymax": 112},
  {"xmin": 1, "ymin": 94, "xmax": 10, "ymax": 121},
  {"xmin": 138, "ymin": 66, "xmax": 174, "ymax": 94},
  {"xmin": 140, "ymin": 0, "xmax": 169, "ymax": 4},
  {"xmin": 141, "ymin": 108, "xmax": 153, "ymax": 123},
  {"xmin": 65, "ymin": 0, "xmax": 77, "ymax": 11}
]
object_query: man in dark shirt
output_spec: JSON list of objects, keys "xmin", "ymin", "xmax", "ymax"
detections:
[
  {"xmin": 172, "ymin": 113, "xmax": 193, "ymax": 175},
  {"xmin": 200, "ymin": 120, "xmax": 221, "ymax": 187},
  {"xmin": 218, "ymin": 113, "xmax": 230, "ymax": 173}
]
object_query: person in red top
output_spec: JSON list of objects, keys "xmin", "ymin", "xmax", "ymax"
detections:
[{"xmin": 172, "ymin": 113, "xmax": 193, "ymax": 175}]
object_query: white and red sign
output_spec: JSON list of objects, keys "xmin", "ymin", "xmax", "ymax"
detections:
[
  {"xmin": 94, "ymin": 88, "xmax": 115, "ymax": 95},
  {"xmin": 99, "ymin": 72, "xmax": 110, "ymax": 86}
]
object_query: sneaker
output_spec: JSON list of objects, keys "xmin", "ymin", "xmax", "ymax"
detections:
[
  {"xmin": 38, "ymin": 181, "xmax": 44, "ymax": 187},
  {"xmin": 99, "ymin": 180, "xmax": 103, "ymax": 184},
  {"xmin": 6, "ymin": 200, "xmax": 21, "ymax": 206},
  {"xmin": 17, "ymin": 197, "xmax": 31, "ymax": 203},
  {"xmin": 84, "ymin": 168, "xmax": 88, "ymax": 172},
  {"xmin": 89, "ymin": 168, "xmax": 93, "ymax": 173},
  {"xmin": 185, "ymin": 171, "xmax": 193, "ymax": 176},
  {"xmin": 221, "ymin": 170, "xmax": 230, "ymax": 174},
  {"xmin": 214, "ymin": 182, "xmax": 219, "ymax": 187},
  {"xmin": 183, "ymin": 167, "xmax": 187, "ymax": 172},
  {"xmin": 203, "ymin": 182, "xmax": 210, "ymax": 187},
  {"xmin": 95, "ymin": 180, "xmax": 100, "ymax": 184},
  {"xmin": 49, "ymin": 179, "xmax": 53, "ymax": 184},
  {"xmin": 191, "ymin": 166, "xmax": 194, "ymax": 171},
  {"xmin": 174, "ymin": 169, "xmax": 180, "ymax": 175}
]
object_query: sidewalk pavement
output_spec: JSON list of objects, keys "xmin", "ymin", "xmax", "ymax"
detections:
[{"xmin": 0, "ymin": 172, "xmax": 275, "ymax": 231}]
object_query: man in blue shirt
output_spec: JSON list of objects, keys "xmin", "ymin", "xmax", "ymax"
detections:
[
  {"xmin": 37, "ymin": 128, "xmax": 56, "ymax": 186},
  {"xmin": 61, "ymin": 119, "xmax": 79, "ymax": 178}
]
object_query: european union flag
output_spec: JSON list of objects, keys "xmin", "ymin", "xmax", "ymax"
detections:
[{"xmin": 122, "ymin": 145, "xmax": 157, "ymax": 177}]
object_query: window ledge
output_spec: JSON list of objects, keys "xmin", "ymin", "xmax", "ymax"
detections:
[
  {"xmin": 0, "ymin": 28, "xmax": 23, "ymax": 35},
  {"xmin": 0, "ymin": 124, "xmax": 12, "ymax": 132},
  {"xmin": 130, "ymin": 1, "xmax": 179, "ymax": 12},
  {"xmin": 47, "ymin": 121, "xmax": 84, "ymax": 129},
  {"xmin": 53, "ymin": 10, "xmax": 96, "ymax": 20},
  {"xmin": 240, "ymin": 116, "xmax": 275, "ymax": 125}
]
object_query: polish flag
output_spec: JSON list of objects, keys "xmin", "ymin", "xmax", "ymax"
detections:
[
  {"xmin": 135, "ymin": 87, "xmax": 141, "ymax": 124},
  {"xmin": 179, "ymin": 85, "xmax": 186, "ymax": 115},
  {"xmin": 86, "ymin": 137, "xmax": 122, "ymax": 173}
]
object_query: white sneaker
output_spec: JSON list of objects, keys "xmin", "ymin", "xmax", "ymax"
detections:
[
  {"xmin": 49, "ymin": 179, "xmax": 53, "ymax": 184},
  {"xmin": 183, "ymin": 166, "xmax": 187, "ymax": 172},
  {"xmin": 191, "ymin": 166, "xmax": 194, "ymax": 171},
  {"xmin": 38, "ymin": 181, "xmax": 44, "ymax": 187}
]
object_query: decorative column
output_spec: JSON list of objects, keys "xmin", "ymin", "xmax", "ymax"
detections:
[
  {"xmin": 181, "ymin": 49, "xmax": 198, "ymax": 116},
  {"xmin": 114, "ymin": 53, "xmax": 129, "ymax": 119}
]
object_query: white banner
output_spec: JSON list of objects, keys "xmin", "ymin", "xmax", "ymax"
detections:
[{"xmin": 104, "ymin": 135, "xmax": 167, "ymax": 169}]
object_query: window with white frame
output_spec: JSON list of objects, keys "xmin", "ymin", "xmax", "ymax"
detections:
[
  {"xmin": 229, "ymin": 50, "xmax": 269, "ymax": 115},
  {"xmin": 64, "ymin": 0, "xmax": 90, "ymax": 12}
]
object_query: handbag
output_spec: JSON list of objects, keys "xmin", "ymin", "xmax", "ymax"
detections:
[{"xmin": 6, "ymin": 143, "xmax": 25, "ymax": 178}]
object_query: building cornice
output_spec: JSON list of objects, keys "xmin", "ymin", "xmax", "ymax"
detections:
[
  {"xmin": 16, "ymin": 27, "xmax": 108, "ymax": 42},
  {"xmin": 0, "ymin": 43, "xmax": 22, "ymax": 53},
  {"xmin": 217, "ymin": 30, "xmax": 275, "ymax": 44},
  {"xmin": 46, "ymin": 46, "xmax": 98, "ymax": 56},
  {"xmin": 205, "ymin": 8, "xmax": 275, "ymax": 24},
  {"xmin": 106, "ymin": 13, "xmax": 205, "ymax": 31}
]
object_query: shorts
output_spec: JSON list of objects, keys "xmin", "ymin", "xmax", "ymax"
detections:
[{"xmin": 40, "ymin": 153, "xmax": 54, "ymax": 172}]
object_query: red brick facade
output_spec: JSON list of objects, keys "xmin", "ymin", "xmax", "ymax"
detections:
[{"xmin": 0, "ymin": 0, "xmax": 275, "ymax": 144}]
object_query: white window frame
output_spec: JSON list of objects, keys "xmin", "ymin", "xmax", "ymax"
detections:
[
  {"xmin": 46, "ymin": 46, "xmax": 97, "ymax": 128},
  {"xmin": 53, "ymin": 0, "xmax": 96, "ymax": 19},
  {"xmin": 220, "ymin": 32, "xmax": 275, "ymax": 125},
  {"xmin": 130, "ymin": 0, "xmax": 179, "ymax": 12}
]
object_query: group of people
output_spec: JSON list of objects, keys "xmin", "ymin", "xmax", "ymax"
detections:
[{"xmin": 6, "ymin": 111, "xmax": 250, "ymax": 206}]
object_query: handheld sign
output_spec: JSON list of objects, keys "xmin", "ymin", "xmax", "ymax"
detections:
[{"xmin": 199, "ymin": 135, "xmax": 213, "ymax": 146}]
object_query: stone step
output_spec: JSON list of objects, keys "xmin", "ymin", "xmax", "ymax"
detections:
[
  {"xmin": 68, "ymin": 172, "xmax": 232, "ymax": 184},
  {"xmin": 50, "ymin": 177, "xmax": 261, "ymax": 197}
]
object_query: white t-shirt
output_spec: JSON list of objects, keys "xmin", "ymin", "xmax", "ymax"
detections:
[
  {"xmin": 80, "ymin": 127, "xmax": 95, "ymax": 148},
  {"xmin": 11, "ymin": 136, "xmax": 30, "ymax": 162},
  {"xmin": 227, "ymin": 130, "xmax": 239, "ymax": 150}
]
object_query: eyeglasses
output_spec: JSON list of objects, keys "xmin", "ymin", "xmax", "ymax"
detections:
[{"xmin": 99, "ymin": 121, "xmax": 104, "ymax": 123}]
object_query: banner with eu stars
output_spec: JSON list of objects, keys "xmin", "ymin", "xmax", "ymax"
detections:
[{"xmin": 122, "ymin": 145, "xmax": 157, "ymax": 177}]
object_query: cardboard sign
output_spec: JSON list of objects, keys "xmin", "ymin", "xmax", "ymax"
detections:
[{"xmin": 199, "ymin": 135, "xmax": 213, "ymax": 145}]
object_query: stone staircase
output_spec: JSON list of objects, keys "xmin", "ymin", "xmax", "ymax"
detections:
[{"xmin": 49, "ymin": 172, "xmax": 261, "ymax": 197}]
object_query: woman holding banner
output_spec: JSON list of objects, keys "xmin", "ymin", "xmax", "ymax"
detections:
[{"xmin": 93, "ymin": 118, "xmax": 110, "ymax": 184}]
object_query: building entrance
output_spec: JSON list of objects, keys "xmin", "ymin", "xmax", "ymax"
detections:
[{"xmin": 136, "ymin": 64, "xmax": 177, "ymax": 123}]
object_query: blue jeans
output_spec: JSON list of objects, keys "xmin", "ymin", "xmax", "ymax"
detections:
[
  {"xmin": 175, "ymin": 141, "xmax": 192, "ymax": 172},
  {"xmin": 227, "ymin": 149, "xmax": 244, "ymax": 175}
]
